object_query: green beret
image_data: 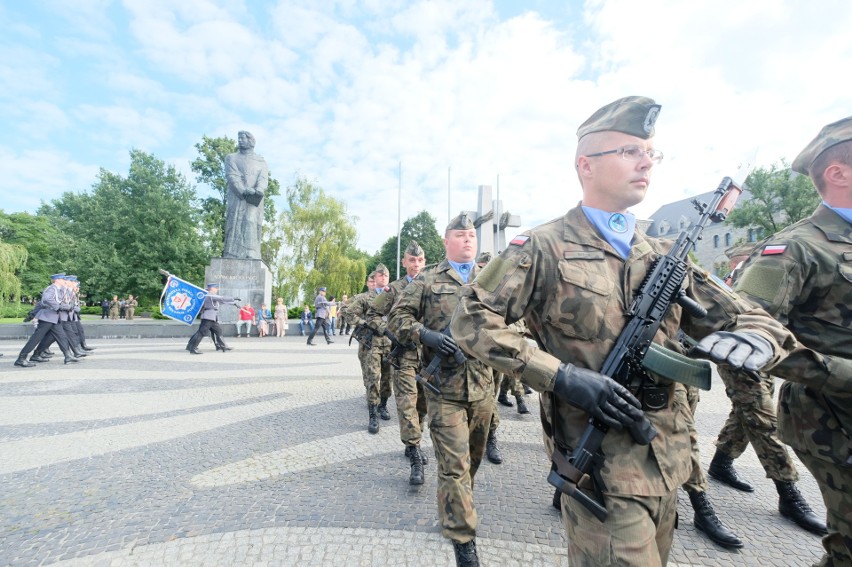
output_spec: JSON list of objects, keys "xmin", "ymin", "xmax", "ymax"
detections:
[
  {"xmin": 446, "ymin": 212, "xmax": 475, "ymax": 231},
  {"xmin": 374, "ymin": 263, "xmax": 389, "ymax": 275},
  {"xmin": 476, "ymin": 251, "xmax": 492, "ymax": 264},
  {"xmin": 792, "ymin": 116, "xmax": 852, "ymax": 176},
  {"xmin": 577, "ymin": 96, "xmax": 661, "ymax": 140},
  {"xmin": 405, "ymin": 240, "xmax": 424, "ymax": 256}
]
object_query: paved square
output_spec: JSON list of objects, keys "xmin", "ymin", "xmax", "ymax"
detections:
[{"xmin": 0, "ymin": 337, "xmax": 826, "ymax": 565}]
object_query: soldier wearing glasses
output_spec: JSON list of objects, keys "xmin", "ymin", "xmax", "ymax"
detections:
[{"xmin": 451, "ymin": 96, "xmax": 795, "ymax": 566}]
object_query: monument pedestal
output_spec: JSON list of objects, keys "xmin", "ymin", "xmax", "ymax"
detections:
[{"xmin": 205, "ymin": 258, "xmax": 272, "ymax": 324}]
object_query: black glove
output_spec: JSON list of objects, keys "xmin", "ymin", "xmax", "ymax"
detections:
[
  {"xmin": 234, "ymin": 298, "xmax": 241, "ymax": 302},
  {"xmin": 419, "ymin": 328, "xmax": 459, "ymax": 357},
  {"xmin": 690, "ymin": 331, "xmax": 773, "ymax": 372},
  {"xmin": 552, "ymin": 363, "xmax": 645, "ymax": 430}
]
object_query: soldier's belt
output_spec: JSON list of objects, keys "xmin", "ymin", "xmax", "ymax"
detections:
[{"xmin": 642, "ymin": 343, "xmax": 711, "ymax": 391}]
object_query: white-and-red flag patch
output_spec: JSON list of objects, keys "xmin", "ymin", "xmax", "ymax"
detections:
[
  {"xmin": 761, "ymin": 244, "xmax": 787, "ymax": 255},
  {"xmin": 509, "ymin": 235, "xmax": 529, "ymax": 246}
]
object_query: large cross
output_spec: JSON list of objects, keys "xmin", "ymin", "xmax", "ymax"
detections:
[{"xmin": 465, "ymin": 185, "xmax": 522, "ymax": 257}]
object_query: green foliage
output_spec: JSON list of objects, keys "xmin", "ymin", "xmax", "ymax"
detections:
[
  {"xmin": 0, "ymin": 238, "xmax": 27, "ymax": 304},
  {"xmin": 373, "ymin": 210, "xmax": 445, "ymax": 278},
  {"xmin": 0, "ymin": 301, "xmax": 30, "ymax": 318},
  {"xmin": 0, "ymin": 211, "xmax": 69, "ymax": 298},
  {"xmin": 727, "ymin": 160, "xmax": 821, "ymax": 234},
  {"xmin": 38, "ymin": 149, "xmax": 209, "ymax": 305},
  {"xmin": 191, "ymin": 135, "xmax": 282, "ymax": 257},
  {"xmin": 275, "ymin": 175, "xmax": 366, "ymax": 305}
]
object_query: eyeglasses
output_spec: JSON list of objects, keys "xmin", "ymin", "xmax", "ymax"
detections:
[{"xmin": 585, "ymin": 145, "xmax": 664, "ymax": 164}]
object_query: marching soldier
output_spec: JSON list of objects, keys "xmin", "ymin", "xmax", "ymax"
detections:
[
  {"xmin": 718, "ymin": 116, "xmax": 852, "ymax": 565},
  {"xmin": 368, "ymin": 241, "xmax": 429, "ymax": 485},
  {"xmin": 450, "ymin": 96, "xmax": 795, "ymax": 566},
  {"xmin": 347, "ymin": 265, "xmax": 394, "ymax": 433},
  {"xmin": 185, "ymin": 283, "xmax": 238, "ymax": 354},
  {"xmin": 388, "ymin": 213, "xmax": 494, "ymax": 567},
  {"xmin": 345, "ymin": 272, "xmax": 377, "ymax": 430}
]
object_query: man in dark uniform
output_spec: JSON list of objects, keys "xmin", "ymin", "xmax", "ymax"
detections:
[
  {"xmin": 306, "ymin": 287, "xmax": 334, "ymax": 345},
  {"xmin": 450, "ymin": 96, "xmax": 796, "ymax": 566},
  {"xmin": 185, "ymin": 283, "xmax": 238, "ymax": 354},
  {"xmin": 14, "ymin": 273, "xmax": 80, "ymax": 366}
]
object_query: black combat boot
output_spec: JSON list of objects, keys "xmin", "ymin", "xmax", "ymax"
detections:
[
  {"xmin": 515, "ymin": 395, "xmax": 530, "ymax": 414},
  {"xmin": 378, "ymin": 397, "xmax": 391, "ymax": 420},
  {"xmin": 452, "ymin": 539, "xmax": 480, "ymax": 567},
  {"xmin": 368, "ymin": 404, "xmax": 380, "ymax": 434},
  {"xmin": 497, "ymin": 391, "xmax": 513, "ymax": 407},
  {"xmin": 708, "ymin": 449, "xmax": 754, "ymax": 492},
  {"xmin": 687, "ymin": 489, "xmax": 744, "ymax": 549},
  {"xmin": 523, "ymin": 384, "xmax": 533, "ymax": 395},
  {"xmin": 775, "ymin": 480, "xmax": 828, "ymax": 535},
  {"xmin": 405, "ymin": 444, "xmax": 428, "ymax": 465},
  {"xmin": 486, "ymin": 431, "xmax": 503, "ymax": 464},
  {"xmin": 409, "ymin": 447, "xmax": 424, "ymax": 485},
  {"xmin": 14, "ymin": 356, "xmax": 34, "ymax": 368}
]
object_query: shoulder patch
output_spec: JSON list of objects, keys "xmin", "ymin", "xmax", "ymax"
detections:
[
  {"xmin": 761, "ymin": 244, "xmax": 787, "ymax": 256},
  {"xmin": 509, "ymin": 235, "xmax": 529, "ymax": 246}
]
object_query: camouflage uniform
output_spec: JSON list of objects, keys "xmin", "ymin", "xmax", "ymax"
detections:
[
  {"xmin": 346, "ymin": 290, "xmax": 392, "ymax": 406},
  {"xmin": 125, "ymin": 297, "xmax": 138, "ymax": 320},
  {"xmin": 451, "ymin": 205, "xmax": 794, "ymax": 565},
  {"xmin": 388, "ymin": 258, "xmax": 494, "ymax": 546},
  {"xmin": 714, "ymin": 367, "xmax": 798, "ymax": 481},
  {"xmin": 370, "ymin": 276, "xmax": 427, "ymax": 449},
  {"xmin": 731, "ymin": 203, "xmax": 852, "ymax": 566}
]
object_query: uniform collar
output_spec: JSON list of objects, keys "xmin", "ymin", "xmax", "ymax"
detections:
[
  {"xmin": 811, "ymin": 203, "xmax": 852, "ymax": 243},
  {"xmin": 437, "ymin": 258, "xmax": 475, "ymax": 285},
  {"xmin": 563, "ymin": 205, "xmax": 655, "ymax": 260}
]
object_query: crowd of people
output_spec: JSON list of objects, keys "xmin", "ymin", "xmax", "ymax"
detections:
[
  {"xmin": 9, "ymin": 97, "xmax": 851, "ymax": 567},
  {"xmin": 100, "ymin": 295, "xmax": 139, "ymax": 320}
]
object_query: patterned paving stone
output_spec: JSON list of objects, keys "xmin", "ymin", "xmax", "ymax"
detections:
[{"xmin": 0, "ymin": 337, "xmax": 827, "ymax": 566}]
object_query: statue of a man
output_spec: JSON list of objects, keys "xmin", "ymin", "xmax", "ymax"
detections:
[{"xmin": 223, "ymin": 130, "xmax": 269, "ymax": 259}]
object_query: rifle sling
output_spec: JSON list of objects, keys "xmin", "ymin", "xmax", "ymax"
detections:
[{"xmin": 642, "ymin": 343, "xmax": 711, "ymax": 391}]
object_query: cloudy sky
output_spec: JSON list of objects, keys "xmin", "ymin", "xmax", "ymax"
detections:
[{"xmin": 1, "ymin": 0, "xmax": 850, "ymax": 254}]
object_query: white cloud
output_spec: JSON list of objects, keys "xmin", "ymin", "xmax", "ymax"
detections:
[{"xmin": 0, "ymin": 148, "xmax": 98, "ymax": 211}]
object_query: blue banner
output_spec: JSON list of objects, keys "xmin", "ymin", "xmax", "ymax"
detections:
[{"xmin": 159, "ymin": 275, "xmax": 207, "ymax": 325}]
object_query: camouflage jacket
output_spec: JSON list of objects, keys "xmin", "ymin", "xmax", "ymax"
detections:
[
  {"xmin": 388, "ymin": 259, "xmax": 493, "ymax": 402},
  {"xmin": 732, "ymin": 204, "xmax": 852, "ymax": 466},
  {"xmin": 369, "ymin": 275, "xmax": 420, "ymax": 361},
  {"xmin": 346, "ymin": 290, "xmax": 391, "ymax": 347},
  {"xmin": 450, "ymin": 205, "xmax": 795, "ymax": 496}
]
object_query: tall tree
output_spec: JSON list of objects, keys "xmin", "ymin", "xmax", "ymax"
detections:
[
  {"xmin": 0, "ymin": 238, "xmax": 27, "ymax": 304},
  {"xmin": 727, "ymin": 160, "xmax": 821, "ymax": 235},
  {"xmin": 276, "ymin": 175, "xmax": 366, "ymax": 305},
  {"xmin": 191, "ymin": 135, "xmax": 282, "ymax": 257},
  {"xmin": 39, "ymin": 150, "xmax": 209, "ymax": 305},
  {"xmin": 0, "ymin": 211, "xmax": 69, "ymax": 298},
  {"xmin": 373, "ymin": 210, "xmax": 446, "ymax": 277}
]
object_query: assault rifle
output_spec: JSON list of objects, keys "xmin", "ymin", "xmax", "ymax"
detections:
[
  {"xmin": 548, "ymin": 176, "xmax": 746, "ymax": 522},
  {"xmin": 349, "ymin": 323, "xmax": 375, "ymax": 349},
  {"xmin": 415, "ymin": 327, "xmax": 466, "ymax": 396}
]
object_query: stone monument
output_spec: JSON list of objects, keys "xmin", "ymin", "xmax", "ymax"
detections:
[
  {"xmin": 465, "ymin": 185, "xmax": 521, "ymax": 258},
  {"xmin": 204, "ymin": 130, "xmax": 272, "ymax": 324}
]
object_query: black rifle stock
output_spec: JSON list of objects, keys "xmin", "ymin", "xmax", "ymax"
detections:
[
  {"xmin": 382, "ymin": 329, "xmax": 415, "ymax": 370},
  {"xmin": 415, "ymin": 327, "xmax": 466, "ymax": 396},
  {"xmin": 549, "ymin": 177, "xmax": 745, "ymax": 522}
]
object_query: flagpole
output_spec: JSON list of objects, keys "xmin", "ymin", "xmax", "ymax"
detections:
[{"xmin": 396, "ymin": 161, "xmax": 402, "ymax": 281}]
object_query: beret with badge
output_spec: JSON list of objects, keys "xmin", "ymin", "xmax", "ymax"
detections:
[
  {"xmin": 446, "ymin": 212, "xmax": 475, "ymax": 231},
  {"xmin": 577, "ymin": 95, "xmax": 661, "ymax": 141},
  {"xmin": 791, "ymin": 116, "xmax": 852, "ymax": 176}
]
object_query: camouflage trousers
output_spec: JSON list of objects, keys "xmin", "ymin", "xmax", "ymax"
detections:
[
  {"xmin": 682, "ymin": 386, "xmax": 708, "ymax": 493},
  {"xmin": 561, "ymin": 489, "xmax": 678, "ymax": 566},
  {"xmin": 393, "ymin": 349, "xmax": 427, "ymax": 447},
  {"xmin": 499, "ymin": 372, "xmax": 524, "ymax": 397},
  {"xmin": 427, "ymin": 392, "xmax": 494, "ymax": 544},
  {"xmin": 716, "ymin": 369, "xmax": 797, "ymax": 482},
  {"xmin": 796, "ymin": 451, "xmax": 852, "ymax": 567},
  {"xmin": 359, "ymin": 343, "xmax": 393, "ymax": 405}
]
